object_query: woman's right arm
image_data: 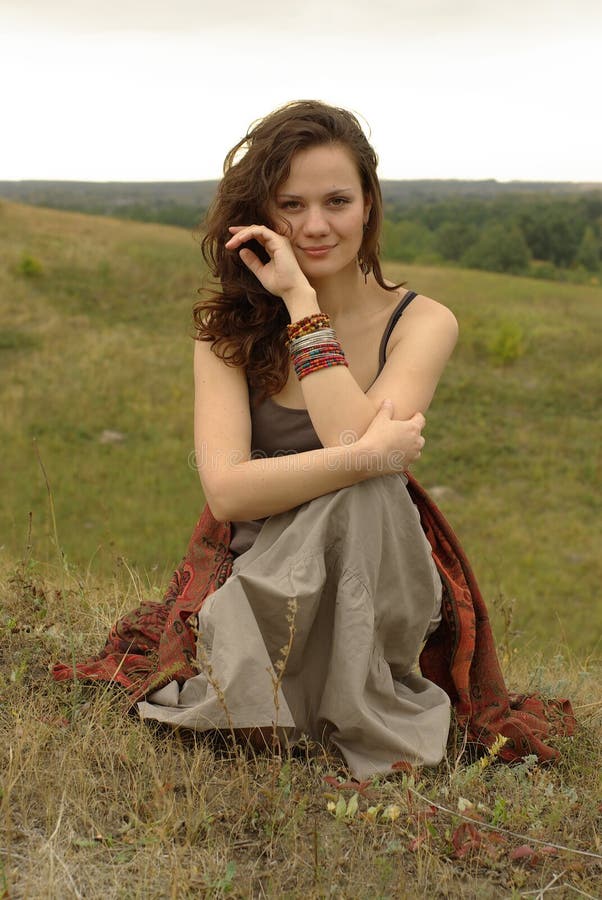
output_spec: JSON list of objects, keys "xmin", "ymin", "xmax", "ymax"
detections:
[{"xmin": 193, "ymin": 339, "xmax": 425, "ymax": 523}]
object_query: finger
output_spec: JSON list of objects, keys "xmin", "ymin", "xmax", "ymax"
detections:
[
  {"xmin": 225, "ymin": 224, "xmax": 275, "ymax": 248},
  {"xmin": 238, "ymin": 247, "xmax": 264, "ymax": 277},
  {"xmin": 227, "ymin": 225, "xmax": 254, "ymax": 239}
]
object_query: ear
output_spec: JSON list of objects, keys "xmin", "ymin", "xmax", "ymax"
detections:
[{"xmin": 363, "ymin": 194, "xmax": 373, "ymax": 226}]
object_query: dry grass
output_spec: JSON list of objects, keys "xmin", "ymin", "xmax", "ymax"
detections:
[{"xmin": 1, "ymin": 556, "xmax": 601, "ymax": 899}]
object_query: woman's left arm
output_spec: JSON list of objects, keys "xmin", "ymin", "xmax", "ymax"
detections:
[{"xmin": 287, "ymin": 292, "xmax": 459, "ymax": 447}]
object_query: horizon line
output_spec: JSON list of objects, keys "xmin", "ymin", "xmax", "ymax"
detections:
[{"xmin": 1, "ymin": 176, "xmax": 601, "ymax": 187}]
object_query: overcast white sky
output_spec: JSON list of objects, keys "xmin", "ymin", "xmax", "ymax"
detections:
[{"xmin": 2, "ymin": 0, "xmax": 601, "ymax": 183}]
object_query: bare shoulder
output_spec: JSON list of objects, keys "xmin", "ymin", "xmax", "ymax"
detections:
[
  {"xmin": 193, "ymin": 337, "xmax": 251, "ymax": 436},
  {"xmin": 194, "ymin": 337, "xmax": 248, "ymax": 392},
  {"xmin": 366, "ymin": 291, "xmax": 459, "ymax": 418},
  {"xmin": 405, "ymin": 293, "xmax": 458, "ymax": 328},
  {"xmin": 390, "ymin": 292, "xmax": 458, "ymax": 352}
]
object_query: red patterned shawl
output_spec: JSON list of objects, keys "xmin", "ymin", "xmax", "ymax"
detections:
[{"xmin": 52, "ymin": 473, "xmax": 575, "ymax": 763}]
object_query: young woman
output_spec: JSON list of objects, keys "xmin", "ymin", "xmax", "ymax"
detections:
[
  {"xmin": 53, "ymin": 101, "xmax": 574, "ymax": 778},
  {"xmin": 138, "ymin": 100, "xmax": 458, "ymax": 776}
]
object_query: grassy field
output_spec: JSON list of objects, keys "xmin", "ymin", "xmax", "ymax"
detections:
[
  {"xmin": 1, "ymin": 199, "xmax": 601, "ymax": 897},
  {"xmin": 1, "ymin": 198, "xmax": 600, "ymax": 652}
]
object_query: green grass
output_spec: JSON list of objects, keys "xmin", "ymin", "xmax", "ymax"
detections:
[
  {"xmin": 1, "ymin": 199, "xmax": 601, "ymax": 898},
  {"xmin": 0, "ymin": 200, "xmax": 202, "ymax": 588},
  {"xmin": 1, "ymin": 199, "xmax": 600, "ymax": 653}
]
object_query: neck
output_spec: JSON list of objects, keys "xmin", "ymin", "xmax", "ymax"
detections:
[{"xmin": 310, "ymin": 263, "xmax": 372, "ymax": 322}]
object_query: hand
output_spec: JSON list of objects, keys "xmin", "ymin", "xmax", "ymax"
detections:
[
  {"xmin": 225, "ymin": 224, "xmax": 312, "ymax": 301},
  {"xmin": 356, "ymin": 399, "xmax": 426, "ymax": 474}
]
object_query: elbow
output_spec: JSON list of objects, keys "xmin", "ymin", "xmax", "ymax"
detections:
[
  {"xmin": 318, "ymin": 410, "xmax": 378, "ymax": 449},
  {"xmin": 208, "ymin": 502, "xmax": 230, "ymax": 524},
  {"xmin": 207, "ymin": 492, "xmax": 234, "ymax": 524},
  {"xmin": 199, "ymin": 473, "xmax": 232, "ymax": 523},
  {"xmin": 201, "ymin": 469, "xmax": 255, "ymax": 523}
]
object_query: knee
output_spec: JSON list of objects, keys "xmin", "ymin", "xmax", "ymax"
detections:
[
  {"xmin": 333, "ymin": 474, "xmax": 405, "ymax": 507},
  {"xmin": 309, "ymin": 476, "xmax": 409, "ymax": 543}
]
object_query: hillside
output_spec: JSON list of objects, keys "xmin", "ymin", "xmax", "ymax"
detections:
[{"xmin": 1, "ymin": 199, "xmax": 600, "ymax": 654}]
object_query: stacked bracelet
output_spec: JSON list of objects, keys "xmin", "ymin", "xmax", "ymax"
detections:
[
  {"xmin": 286, "ymin": 313, "xmax": 348, "ymax": 381},
  {"xmin": 286, "ymin": 313, "xmax": 331, "ymax": 344}
]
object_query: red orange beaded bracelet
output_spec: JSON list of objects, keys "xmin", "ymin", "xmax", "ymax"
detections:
[
  {"xmin": 286, "ymin": 313, "xmax": 331, "ymax": 344},
  {"xmin": 286, "ymin": 313, "xmax": 348, "ymax": 381}
]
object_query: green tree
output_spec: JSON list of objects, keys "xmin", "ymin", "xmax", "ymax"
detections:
[
  {"xmin": 381, "ymin": 219, "xmax": 435, "ymax": 262},
  {"xmin": 575, "ymin": 225, "xmax": 600, "ymax": 271},
  {"xmin": 461, "ymin": 224, "xmax": 531, "ymax": 275},
  {"xmin": 519, "ymin": 202, "xmax": 585, "ymax": 267},
  {"xmin": 435, "ymin": 222, "xmax": 478, "ymax": 261}
]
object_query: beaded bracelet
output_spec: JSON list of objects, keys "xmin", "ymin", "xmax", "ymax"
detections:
[
  {"xmin": 294, "ymin": 352, "xmax": 348, "ymax": 373},
  {"xmin": 288, "ymin": 328, "xmax": 338, "ymax": 350},
  {"xmin": 286, "ymin": 313, "xmax": 331, "ymax": 343},
  {"xmin": 290, "ymin": 336, "xmax": 348, "ymax": 380},
  {"xmin": 286, "ymin": 312, "xmax": 348, "ymax": 381},
  {"xmin": 294, "ymin": 355, "xmax": 349, "ymax": 380},
  {"xmin": 293, "ymin": 346, "xmax": 346, "ymax": 368}
]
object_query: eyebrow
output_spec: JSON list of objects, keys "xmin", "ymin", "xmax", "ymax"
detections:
[{"xmin": 276, "ymin": 188, "xmax": 355, "ymax": 199}]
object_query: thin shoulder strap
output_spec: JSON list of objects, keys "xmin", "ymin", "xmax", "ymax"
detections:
[{"xmin": 377, "ymin": 290, "xmax": 417, "ymax": 370}]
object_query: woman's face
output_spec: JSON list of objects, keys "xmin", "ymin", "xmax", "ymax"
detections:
[{"xmin": 268, "ymin": 143, "xmax": 372, "ymax": 281}]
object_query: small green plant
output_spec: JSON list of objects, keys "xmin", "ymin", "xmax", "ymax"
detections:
[
  {"xmin": 327, "ymin": 792, "xmax": 360, "ymax": 820},
  {"xmin": 486, "ymin": 320, "xmax": 527, "ymax": 365},
  {"xmin": 205, "ymin": 861, "xmax": 236, "ymax": 895},
  {"xmin": 491, "ymin": 795, "xmax": 509, "ymax": 826},
  {"xmin": 529, "ymin": 261, "xmax": 558, "ymax": 281},
  {"xmin": 0, "ymin": 329, "xmax": 40, "ymax": 351},
  {"xmin": 508, "ymin": 754, "xmax": 539, "ymax": 781},
  {"xmin": 17, "ymin": 252, "xmax": 44, "ymax": 277},
  {"xmin": 97, "ymin": 259, "xmax": 112, "ymax": 282}
]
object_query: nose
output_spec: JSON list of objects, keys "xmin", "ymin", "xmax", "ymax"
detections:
[{"xmin": 301, "ymin": 205, "xmax": 330, "ymax": 237}]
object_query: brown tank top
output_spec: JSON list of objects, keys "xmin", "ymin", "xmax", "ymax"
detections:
[{"xmin": 229, "ymin": 290, "xmax": 418, "ymax": 555}]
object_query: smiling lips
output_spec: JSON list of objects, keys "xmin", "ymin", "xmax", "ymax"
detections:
[{"xmin": 300, "ymin": 245, "xmax": 336, "ymax": 257}]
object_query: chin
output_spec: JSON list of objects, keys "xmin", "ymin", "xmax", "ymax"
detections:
[{"xmin": 298, "ymin": 253, "xmax": 358, "ymax": 281}]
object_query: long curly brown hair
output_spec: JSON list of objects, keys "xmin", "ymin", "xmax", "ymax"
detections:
[{"xmin": 192, "ymin": 99, "xmax": 400, "ymax": 407}]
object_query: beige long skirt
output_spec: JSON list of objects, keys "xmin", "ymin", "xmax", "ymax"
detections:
[{"xmin": 138, "ymin": 474, "xmax": 451, "ymax": 779}]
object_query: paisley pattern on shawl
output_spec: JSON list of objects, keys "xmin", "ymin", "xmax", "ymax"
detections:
[{"xmin": 52, "ymin": 473, "xmax": 576, "ymax": 764}]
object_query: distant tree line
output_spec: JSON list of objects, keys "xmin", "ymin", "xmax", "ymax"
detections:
[
  {"xmin": 0, "ymin": 180, "xmax": 217, "ymax": 229},
  {"xmin": 382, "ymin": 194, "xmax": 602, "ymax": 280},
  {"xmin": 1, "ymin": 180, "xmax": 600, "ymax": 281},
  {"xmin": 106, "ymin": 203, "xmax": 206, "ymax": 229}
]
